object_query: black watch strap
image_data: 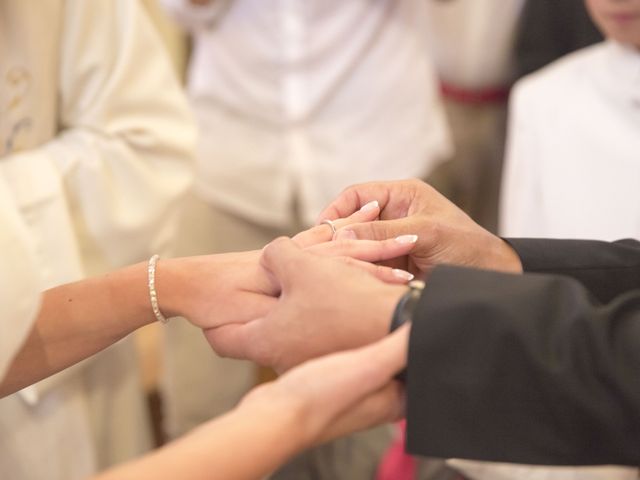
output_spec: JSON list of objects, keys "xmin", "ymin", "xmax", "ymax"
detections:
[
  {"xmin": 390, "ymin": 280, "xmax": 425, "ymax": 332},
  {"xmin": 389, "ymin": 280, "xmax": 424, "ymax": 382}
]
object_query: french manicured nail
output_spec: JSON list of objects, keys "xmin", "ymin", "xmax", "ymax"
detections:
[
  {"xmin": 335, "ymin": 229, "xmax": 357, "ymax": 240},
  {"xmin": 359, "ymin": 200, "xmax": 379, "ymax": 213},
  {"xmin": 395, "ymin": 234, "xmax": 418, "ymax": 244},
  {"xmin": 393, "ymin": 269, "xmax": 415, "ymax": 281}
]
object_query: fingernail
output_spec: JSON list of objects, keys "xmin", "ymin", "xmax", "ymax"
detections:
[
  {"xmin": 395, "ymin": 234, "xmax": 418, "ymax": 244},
  {"xmin": 359, "ymin": 200, "xmax": 379, "ymax": 213},
  {"xmin": 393, "ymin": 269, "xmax": 415, "ymax": 281},
  {"xmin": 335, "ymin": 229, "xmax": 357, "ymax": 240}
]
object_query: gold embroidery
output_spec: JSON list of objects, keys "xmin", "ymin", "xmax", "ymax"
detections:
[{"xmin": 2, "ymin": 66, "xmax": 33, "ymax": 155}]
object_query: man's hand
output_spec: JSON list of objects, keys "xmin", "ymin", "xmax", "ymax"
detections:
[
  {"xmin": 204, "ymin": 237, "xmax": 408, "ymax": 371},
  {"xmin": 318, "ymin": 179, "xmax": 523, "ymax": 276}
]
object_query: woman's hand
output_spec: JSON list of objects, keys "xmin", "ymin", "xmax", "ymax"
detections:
[
  {"xmin": 293, "ymin": 199, "xmax": 382, "ymax": 247},
  {"xmin": 204, "ymin": 237, "xmax": 408, "ymax": 371},
  {"xmin": 94, "ymin": 325, "xmax": 409, "ymax": 480},
  {"xmin": 240, "ymin": 324, "xmax": 409, "ymax": 448},
  {"xmin": 159, "ymin": 235, "xmax": 415, "ymax": 332},
  {"xmin": 158, "ymin": 200, "xmax": 415, "ymax": 331}
]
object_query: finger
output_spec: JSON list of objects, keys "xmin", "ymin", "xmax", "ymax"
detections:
[
  {"xmin": 315, "ymin": 182, "xmax": 395, "ymax": 224},
  {"xmin": 293, "ymin": 200, "xmax": 381, "ymax": 248},
  {"xmin": 298, "ymin": 323, "xmax": 411, "ymax": 402},
  {"xmin": 258, "ymin": 324, "xmax": 411, "ymax": 449},
  {"xmin": 347, "ymin": 324, "xmax": 411, "ymax": 381},
  {"xmin": 203, "ymin": 318, "xmax": 273, "ymax": 364},
  {"xmin": 335, "ymin": 218, "xmax": 423, "ymax": 242},
  {"xmin": 316, "ymin": 382, "xmax": 405, "ymax": 444},
  {"xmin": 203, "ymin": 324, "xmax": 250, "ymax": 360},
  {"xmin": 341, "ymin": 257, "xmax": 414, "ymax": 284},
  {"xmin": 306, "ymin": 236, "xmax": 418, "ymax": 264},
  {"xmin": 278, "ymin": 325, "xmax": 411, "ymax": 435},
  {"xmin": 332, "ymin": 199, "xmax": 380, "ymax": 227},
  {"xmin": 327, "ymin": 323, "xmax": 411, "ymax": 395},
  {"xmin": 260, "ymin": 237, "xmax": 308, "ymax": 291}
]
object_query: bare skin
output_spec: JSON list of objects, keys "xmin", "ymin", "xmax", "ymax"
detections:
[
  {"xmin": 0, "ymin": 200, "xmax": 411, "ymax": 396},
  {"xmin": 318, "ymin": 179, "xmax": 523, "ymax": 277},
  {"xmin": 96, "ymin": 326, "xmax": 409, "ymax": 480},
  {"xmin": 586, "ymin": 0, "xmax": 640, "ymax": 49}
]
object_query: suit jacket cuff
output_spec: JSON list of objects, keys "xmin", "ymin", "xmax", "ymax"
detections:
[{"xmin": 505, "ymin": 238, "xmax": 640, "ymax": 303}]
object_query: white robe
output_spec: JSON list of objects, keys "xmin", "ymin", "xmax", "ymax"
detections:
[
  {"xmin": 489, "ymin": 41, "xmax": 640, "ymax": 480},
  {"xmin": 0, "ymin": 178, "xmax": 41, "ymax": 383},
  {"xmin": 0, "ymin": 0, "xmax": 195, "ymax": 478},
  {"xmin": 501, "ymin": 41, "xmax": 640, "ymax": 241}
]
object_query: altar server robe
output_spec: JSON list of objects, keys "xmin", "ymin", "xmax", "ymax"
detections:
[
  {"xmin": 496, "ymin": 40, "xmax": 640, "ymax": 480},
  {"xmin": 501, "ymin": 41, "xmax": 640, "ymax": 241}
]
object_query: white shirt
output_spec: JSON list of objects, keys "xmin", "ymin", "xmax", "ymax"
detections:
[
  {"xmin": 501, "ymin": 41, "xmax": 640, "ymax": 241},
  {"xmin": 162, "ymin": 0, "xmax": 451, "ymax": 226},
  {"xmin": 0, "ymin": 0, "xmax": 195, "ymax": 478},
  {"xmin": 423, "ymin": 0, "xmax": 526, "ymax": 90}
]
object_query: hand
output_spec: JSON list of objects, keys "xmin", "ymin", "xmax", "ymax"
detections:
[
  {"xmin": 317, "ymin": 179, "xmax": 523, "ymax": 277},
  {"xmin": 159, "ymin": 200, "xmax": 411, "ymax": 331},
  {"xmin": 240, "ymin": 324, "xmax": 409, "ymax": 448},
  {"xmin": 204, "ymin": 237, "xmax": 408, "ymax": 371},
  {"xmin": 157, "ymin": 236, "xmax": 415, "ymax": 331},
  {"xmin": 92, "ymin": 322, "xmax": 407, "ymax": 480},
  {"xmin": 292, "ymin": 198, "xmax": 382, "ymax": 247},
  {"xmin": 157, "ymin": 250, "xmax": 276, "ymax": 329}
]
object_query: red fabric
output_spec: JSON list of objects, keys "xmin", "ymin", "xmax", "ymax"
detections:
[
  {"xmin": 376, "ymin": 420, "xmax": 417, "ymax": 480},
  {"xmin": 440, "ymin": 82, "xmax": 510, "ymax": 104}
]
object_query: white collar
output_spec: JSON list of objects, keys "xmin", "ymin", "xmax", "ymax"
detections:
[
  {"xmin": 600, "ymin": 41, "xmax": 640, "ymax": 108},
  {"xmin": 608, "ymin": 41, "xmax": 640, "ymax": 83}
]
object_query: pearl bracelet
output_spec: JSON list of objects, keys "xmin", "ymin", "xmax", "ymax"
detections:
[{"xmin": 148, "ymin": 254, "xmax": 169, "ymax": 324}]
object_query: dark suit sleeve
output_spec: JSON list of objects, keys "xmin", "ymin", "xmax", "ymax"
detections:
[
  {"xmin": 506, "ymin": 238, "xmax": 640, "ymax": 303},
  {"xmin": 406, "ymin": 266, "xmax": 640, "ymax": 466}
]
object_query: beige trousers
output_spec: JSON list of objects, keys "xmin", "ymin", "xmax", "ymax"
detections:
[{"xmin": 427, "ymin": 98, "xmax": 508, "ymax": 233}]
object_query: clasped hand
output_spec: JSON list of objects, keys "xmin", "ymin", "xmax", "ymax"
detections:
[
  {"xmin": 167, "ymin": 199, "xmax": 415, "ymax": 371},
  {"xmin": 161, "ymin": 179, "xmax": 528, "ymax": 449}
]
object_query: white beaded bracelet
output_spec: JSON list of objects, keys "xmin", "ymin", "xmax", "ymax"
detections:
[{"xmin": 148, "ymin": 254, "xmax": 169, "ymax": 324}]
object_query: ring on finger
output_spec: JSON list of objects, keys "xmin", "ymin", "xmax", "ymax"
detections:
[{"xmin": 321, "ymin": 219, "xmax": 337, "ymax": 238}]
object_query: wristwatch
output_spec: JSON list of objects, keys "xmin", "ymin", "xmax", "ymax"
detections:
[
  {"xmin": 390, "ymin": 280, "xmax": 425, "ymax": 332},
  {"xmin": 389, "ymin": 279, "xmax": 424, "ymax": 382}
]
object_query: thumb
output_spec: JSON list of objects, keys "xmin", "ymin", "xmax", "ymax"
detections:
[{"xmin": 260, "ymin": 236, "xmax": 307, "ymax": 292}]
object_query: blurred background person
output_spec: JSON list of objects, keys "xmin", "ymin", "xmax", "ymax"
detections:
[
  {"xmin": 423, "ymin": 0, "xmax": 604, "ymax": 234},
  {"xmin": 159, "ymin": 1, "xmax": 451, "ymax": 478},
  {"xmin": 501, "ymin": 0, "xmax": 640, "ymax": 242},
  {"xmin": 497, "ymin": 0, "xmax": 640, "ymax": 477},
  {"xmin": 422, "ymin": 0, "xmax": 525, "ymax": 232},
  {"xmin": 0, "ymin": 0, "xmax": 194, "ymax": 478}
]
